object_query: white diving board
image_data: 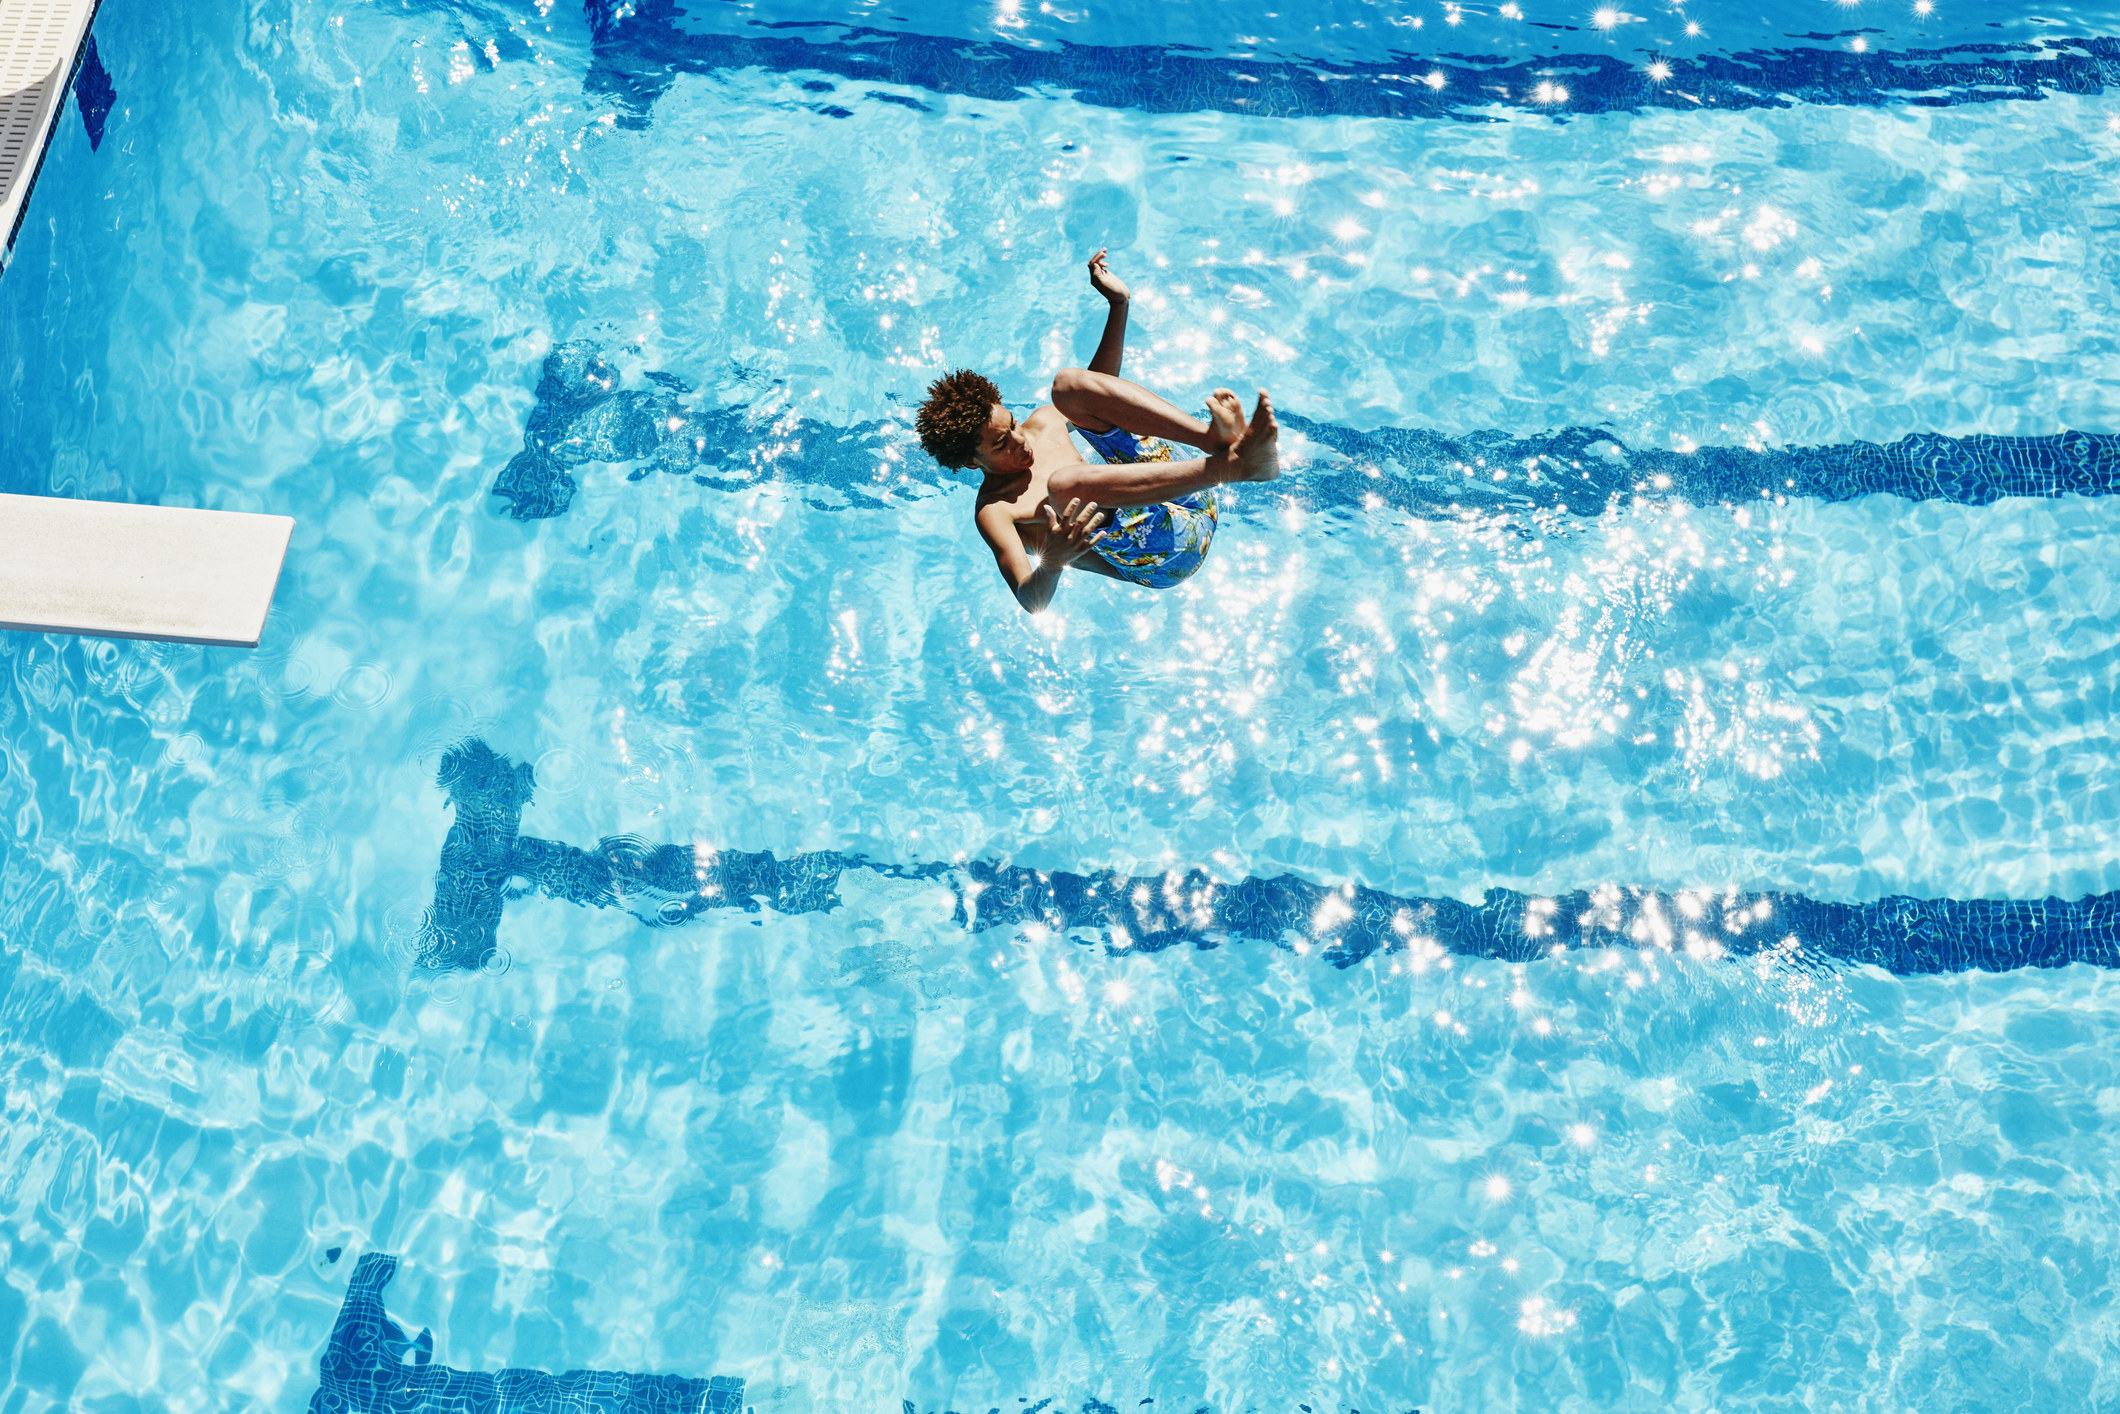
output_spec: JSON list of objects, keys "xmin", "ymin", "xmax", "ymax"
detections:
[
  {"xmin": 0, "ymin": 494, "xmax": 293, "ymax": 647},
  {"xmin": 1, "ymin": 0, "xmax": 100, "ymax": 258}
]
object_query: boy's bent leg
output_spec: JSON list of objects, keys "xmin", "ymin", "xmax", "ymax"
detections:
[
  {"xmin": 1047, "ymin": 388, "xmax": 1280, "ymax": 505},
  {"xmin": 1045, "ymin": 456, "xmax": 1225, "ymax": 508},
  {"xmin": 1051, "ymin": 368, "xmax": 1221, "ymax": 449}
]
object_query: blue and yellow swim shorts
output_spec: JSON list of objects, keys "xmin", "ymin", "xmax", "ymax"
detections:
[{"xmin": 1071, "ymin": 424, "xmax": 1219, "ymax": 590}]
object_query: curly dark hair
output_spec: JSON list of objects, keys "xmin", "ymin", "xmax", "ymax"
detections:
[{"xmin": 915, "ymin": 369, "xmax": 1003, "ymax": 470}]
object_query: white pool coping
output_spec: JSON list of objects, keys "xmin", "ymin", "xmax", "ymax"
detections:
[
  {"xmin": 0, "ymin": 494, "xmax": 293, "ymax": 647},
  {"xmin": 1, "ymin": 0, "xmax": 100, "ymax": 257}
]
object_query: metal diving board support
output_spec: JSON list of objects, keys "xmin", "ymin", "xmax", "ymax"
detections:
[
  {"xmin": 1, "ymin": 0, "xmax": 102, "ymax": 262},
  {"xmin": 0, "ymin": 494, "xmax": 293, "ymax": 647}
]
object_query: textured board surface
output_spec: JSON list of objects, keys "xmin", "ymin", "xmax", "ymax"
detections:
[
  {"xmin": 0, "ymin": 0, "xmax": 97, "ymax": 250},
  {"xmin": 0, "ymin": 493, "xmax": 292, "ymax": 646}
]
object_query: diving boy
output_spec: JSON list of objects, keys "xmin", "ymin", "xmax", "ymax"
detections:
[{"xmin": 914, "ymin": 250, "xmax": 1280, "ymax": 615}]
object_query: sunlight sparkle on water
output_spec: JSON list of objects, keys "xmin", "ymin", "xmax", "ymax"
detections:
[{"xmin": 1520, "ymin": 1298, "xmax": 1578, "ymax": 1336}]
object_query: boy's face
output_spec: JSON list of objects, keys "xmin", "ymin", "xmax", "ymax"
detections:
[{"xmin": 974, "ymin": 403, "xmax": 1034, "ymax": 475}]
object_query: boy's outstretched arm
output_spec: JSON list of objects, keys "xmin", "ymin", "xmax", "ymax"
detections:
[
  {"xmin": 1058, "ymin": 252, "xmax": 1232, "ymax": 451},
  {"xmin": 1086, "ymin": 248, "xmax": 1129, "ymax": 377}
]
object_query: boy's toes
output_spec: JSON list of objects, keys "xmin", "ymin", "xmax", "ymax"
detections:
[
  {"xmin": 1229, "ymin": 392, "xmax": 1282, "ymax": 482},
  {"xmin": 1251, "ymin": 389, "xmax": 1279, "ymax": 436},
  {"xmin": 1206, "ymin": 391, "xmax": 1247, "ymax": 446}
]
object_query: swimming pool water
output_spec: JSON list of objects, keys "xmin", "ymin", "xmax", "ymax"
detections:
[{"xmin": 4, "ymin": 0, "xmax": 2120, "ymax": 1408}]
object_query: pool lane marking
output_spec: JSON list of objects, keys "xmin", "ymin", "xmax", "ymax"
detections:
[
  {"xmin": 578, "ymin": 15, "xmax": 2120, "ymax": 128},
  {"xmin": 422, "ymin": 738, "xmax": 2120, "ymax": 979},
  {"xmin": 490, "ymin": 342, "xmax": 2120, "ymax": 525},
  {"xmin": 311, "ymin": 1252, "xmax": 745, "ymax": 1411}
]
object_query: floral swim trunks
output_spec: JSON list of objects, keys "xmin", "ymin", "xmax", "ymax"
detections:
[{"xmin": 1070, "ymin": 424, "xmax": 1219, "ymax": 590}]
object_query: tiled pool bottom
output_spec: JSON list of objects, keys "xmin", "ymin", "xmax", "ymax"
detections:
[
  {"xmin": 40, "ymin": 966, "xmax": 2120, "ymax": 1413},
  {"xmin": 12, "ymin": 783, "xmax": 2120, "ymax": 1411}
]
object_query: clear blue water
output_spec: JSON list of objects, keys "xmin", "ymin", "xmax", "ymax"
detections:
[{"xmin": 5, "ymin": 0, "xmax": 2120, "ymax": 1408}]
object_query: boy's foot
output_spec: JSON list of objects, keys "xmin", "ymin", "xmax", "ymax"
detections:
[
  {"xmin": 1205, "ymin": 387, "xmax": 1247, "ymax": 450},
  {"xmin": 1227, "ymin": 389, "xmax": 1281, "ymax": 482}
]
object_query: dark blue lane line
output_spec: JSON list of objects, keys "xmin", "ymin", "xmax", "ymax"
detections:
[
  {"xmin": 1281, "ymin": 414, "xmax": 2120, "ymax": 518},
  {"xmin": 578, "ymin": 0, "xmax": 2120, "ymax": 128},
  {"xmin": 309, "ymin": 1252, "xmax": 744, "ymax": 1412},
  {"xmin": 311, "ymin": 1253, "xmax": 1255, "ymax": 1414},
  {"xmin": 489, "ymin": 342, "xmax": 2120, "ymax": 523},
  {"xmin": 426, "ymin": 740, "xmax": 2120, "ymax": 978}
]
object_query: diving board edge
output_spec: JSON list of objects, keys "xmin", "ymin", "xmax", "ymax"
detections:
[
  {"xmin": 0, "ymin": 493, "xmax": 294, "ymax": 649},
  {"xmin": 0, "ymin": 0, "xmax": 106, "ymax": 263}
]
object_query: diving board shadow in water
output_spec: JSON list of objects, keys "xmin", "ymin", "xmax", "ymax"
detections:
[
  {"xmin": 309, "ymin": 1253, "xmax": 744, "ymax": 1413},
  {"xmin": 490, "ymin": 342, "xmax": 2120, "ymax": 525},
  {"xmin": 421, "ymin": 738, "xmax": 2120, "ymax": 979},
  {"xmin": 73, "ymin": 33, "xmax": 112, "ymax": 150}
]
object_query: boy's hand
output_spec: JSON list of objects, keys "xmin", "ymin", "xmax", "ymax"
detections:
[
  {"xmin": 1087, "ymin": 248, "xmax": 1129, "ymax": 304},
  {"xmin": 1042, "ymin": 498, "xmax": 1109, "ymax": 565}
]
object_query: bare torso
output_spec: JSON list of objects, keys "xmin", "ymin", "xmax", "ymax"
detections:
[{"xmin": 972, "ymin": 404, "xmax": 1124, "ymax": 578}]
